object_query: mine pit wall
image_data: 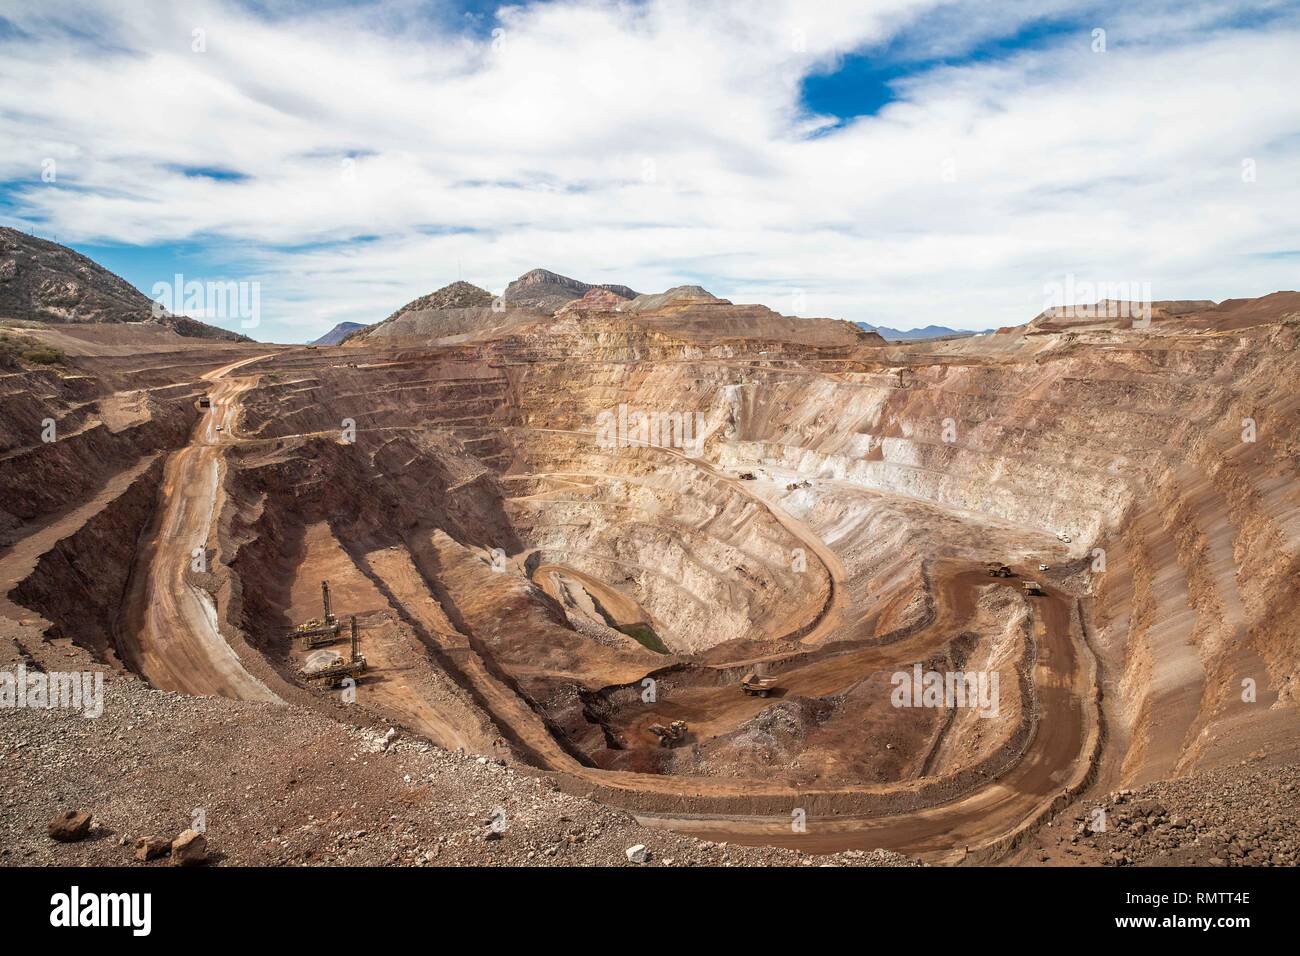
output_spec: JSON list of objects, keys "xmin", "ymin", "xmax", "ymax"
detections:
[
  {"xmin": 692, "ymin": 330, "xmax": 1295, "ymax": 787},
  {"xmin": 507, "ymin": 466, "xmax": 828, "ymax": 651},
  {"xmin": 1091, "ymin": 325, "xmax": 1300, "ymax": 786},
  {"xmin": 217, "ymin": 456, "xmax": 301, "ymax": 670},
  {"xmin": 753, "ymin": 483, "xmax": 931, "ymax": 643},
  {"xmin": 501, "ymin": 326, "xmax": 1295, "ymax": 788},
  {"xmin": 219, "ymin": 433, "xmax": 519, "ymax": 646},
  {"xmin": 212, "ymin": 424, "xmax": 551, "ymax": 743},
  {"xmin": 237, "ymin": 353, "xmax": 514, "ymax": 444},
  {"xmin": 8, "ymin": 457, "xmax": 166, "ymax": 664},
  {"xmin": 0, "ymin": 363, "xmax": 101, "ymax": 451},
  {"xmin": 504, "ymin": 362, "xmax": 838, "ymax": 651},
  {"xmin": 714, "ymin": 366, "xmax": 1126, "ymax": 542},
  {"xmin": 0, "ymin": 394, "xmax": 196, "ymax": 549}
]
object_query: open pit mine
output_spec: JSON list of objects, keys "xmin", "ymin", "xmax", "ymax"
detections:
[{"xmin": 2, "ymin": 231, "xmax": 1298, "ymax": 868}]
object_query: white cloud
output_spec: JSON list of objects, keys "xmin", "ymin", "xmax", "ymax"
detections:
[{"xmin": 1, "ymin": 0, "xmax": 1298, "ymax": 340}]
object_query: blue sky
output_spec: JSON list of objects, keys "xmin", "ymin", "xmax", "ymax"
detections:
[
  {"xmin": 802, "ymin": 9, "xmax": 1097, "ymax": 125},
  {"xmin": 2, "ymin": 0, "xmax": 1299, "ymax": 342}
]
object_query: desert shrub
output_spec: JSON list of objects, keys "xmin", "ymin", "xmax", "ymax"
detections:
[{"xmin": 20, "ymin": 346, "xmax": 64, "ymax": 365}]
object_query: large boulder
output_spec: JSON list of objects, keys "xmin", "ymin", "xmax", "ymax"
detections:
[
  {"xmin": 47, "ymin": 809, "xmax": 92, "ymax": 842},
  {"xmin": 171, "ymin": 829, "xmax": 209, "ymax": 866}
]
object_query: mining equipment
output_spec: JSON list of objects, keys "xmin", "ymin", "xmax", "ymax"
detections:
[
  {"xmin": 292, "ymin": 580, "xmax": 343, "ymax": 647},
  {"xmin": 649, "ymin": 720, "xmax": 688, "ymax": 747},
  {"xmin": 198, "ymin": 396, "xmax": 211, "ymax": 408},
  {"xmin": 738, "ymin": 471, "xmax": 757, "ymax": 480},
  {"xmin": 741, "ymin": 670, "xmax": 778, "ymax": 697},
  {"xmin": 987, "ymin": 564, "xmax": 1014, "ymax": 578},
  {"xmin": 300, "ymin": 616, "xmax": 367, "ymax": 688},
  {"xmin": 1023, "ymin": 580, "xmax": 1046, "ymax": 597}
]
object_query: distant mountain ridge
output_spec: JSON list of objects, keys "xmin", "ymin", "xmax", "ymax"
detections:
[
  {"xmin": 311, "ymin": 321, "xmax": 367, "ymax": 345},
  {"xmin": 353, "ymin": 269, "xmax": 640, "ymax": 344},
  {"xmin": 0, "ymin": 227, "xmax": 252, "ymax": 341},
  {"xmin": 348, "ymin": 269, "xmax": 876, "ymax": 349},
  {"xmin": 856, "ymin": 322, "xmax": 992, "ymax": 341}
]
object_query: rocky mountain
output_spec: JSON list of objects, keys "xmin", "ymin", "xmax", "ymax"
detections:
[
  {"xmin": 0, "ymin": 227, "xmax": 251, "ymax": 341},
  {"xmin": 310, "ymin": 321, "xmax": 367, "ymax": 345},
  {"xmin": 348, "ymin": 270, "xmax": 641, "ymax": 346},
  {"xmin": 501, "ymin": 268, "xmax": 637, "ymax": 313},
  {"xmin": 388, "ymin": 280, "xmax": 496, "ymax": 314},
  {"xmin": 354, "ymin": 281, "xmax": 509, "ymax": 344}
]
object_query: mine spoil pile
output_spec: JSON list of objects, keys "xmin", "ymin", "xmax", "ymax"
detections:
[{"xmin": 2, "ymin": 254, "xmax": 1298, "ymax": 866}]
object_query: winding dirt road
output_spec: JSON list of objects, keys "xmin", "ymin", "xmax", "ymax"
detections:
[
  {"xmin": 117, "ymin": 354, "xmax": 280, "ymax": 702},
  {"xmin": 627, "ymin": 574, "xmax": 1096, "ymax": 862}
]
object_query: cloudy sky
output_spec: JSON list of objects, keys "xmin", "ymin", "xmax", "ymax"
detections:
[{"xmin": 1, "ymin": 0, "xmax": 1298, "ymax": 342}]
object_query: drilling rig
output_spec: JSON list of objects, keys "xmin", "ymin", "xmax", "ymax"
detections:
[
  {"xmin": 291, "ymin": 580, "xmax": 343, "ymax": 647},
  {"xmin": 300, "ymin": 616, "xmax": 367, "ymax": 688}
]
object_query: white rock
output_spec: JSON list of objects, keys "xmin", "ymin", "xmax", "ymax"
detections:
[{"xmin": 625, "ymin": 844, "xmax": 650, "ymax": 864}]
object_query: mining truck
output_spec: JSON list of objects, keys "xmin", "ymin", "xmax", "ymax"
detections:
[
  {"xmin": 300, "ymin": 616, "xmax": 366, "ymax": 688},
  {"xmin": 741, "ymin": 670, "xmax": 778, "ymax": 697},
  {"xmin": 649, "ymin": 720, "xmax": 688, "ymax": 747},
  {"xmin": 1023, "ymin": 580, "xmax": 1046, "ymax": 597},
  {"xmin": 987, "ymin": 564, "xmax": 1014, "ymax": 578},
  {"xmin": 292, "ymin": 580, "xmax": 343, "ymax": 647}
]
